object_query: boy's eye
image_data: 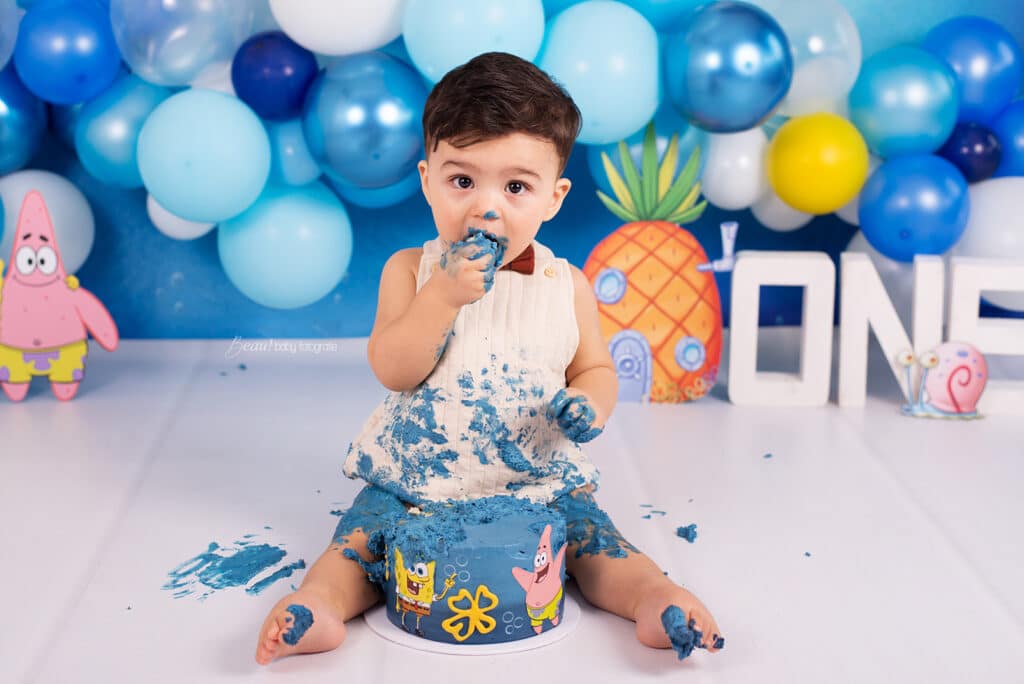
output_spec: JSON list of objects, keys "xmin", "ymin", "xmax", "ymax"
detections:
[
  {"xmin": 507, "ymin": 181, "xmax": 526, "ymax": 194},
  {"xmin": 454, "ymin": 176, "xmax": 473, "ymax": 189}
]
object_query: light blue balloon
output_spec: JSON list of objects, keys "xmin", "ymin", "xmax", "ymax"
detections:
[
  {"xmin": 0, "ymin": 169, "xmax": 94, "ymax": 274},
  {"xmin": 848, "ymin": 46, "xmax": 959, "ymax": 158},
  {"xmin": 542, "ymin": 0, "xmax": 581, "ymax": 17},
  {"xmin": 137, "ymin": 89, "xmax": 270, "ymax": 223},
  {"xmin": 328, "ymin": 168, "xmax": 421, "ymax": 209},
  {"xmin": 538, "ymin": 0, "xmax": 659, "ymax": 145},
  {"xmin": 662, "ymin": 1, "xmax": 792, "ymax": 133},
  {"xmin": 587, "ymin": 103, "xmax": 707, "ymax": 198},
  {"xmin": 267, "ymin": 119, "xmax": 321, "ymax": 187},
  {"xmin": 218, "ymin": 182, "xmax": 353, "ymax": 310},
  {"xmin": 0, "ymin": 0, "xmax": 18, "ymax": 70},
  {"xmin": 302, "ymin": 52, "xmax": 427, "ymax": 189},
  {"xmin": 403, "ymin": 0, "xmax": 545, "ymax": 83},
  {"xmin": 0, "ymin": 63, "xmax": 46, "ymax": 175},
  {"xmin": 75, "ymin": 74, "xmax": 171, "ymax": 188}
]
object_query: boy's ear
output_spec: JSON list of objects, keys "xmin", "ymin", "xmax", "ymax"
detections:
[
  {"xmin": 543, "ymin": 177, "xmax": 572, "ymax": 221},
  {"xmin": 417, "ymin": 160, "xmax": 431, "ymax": 206}
]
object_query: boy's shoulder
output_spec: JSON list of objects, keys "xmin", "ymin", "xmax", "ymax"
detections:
[{"xmin": 386, "ymin": 246, "xmax": 424, "ymax": 270}]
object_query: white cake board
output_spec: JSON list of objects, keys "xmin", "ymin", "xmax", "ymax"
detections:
[{"xmin": 363, "ymin": 593, "xmax": 581, "ymax": 656}]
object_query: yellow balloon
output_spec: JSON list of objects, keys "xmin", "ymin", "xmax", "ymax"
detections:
[{"xmin": 766, "ymin": 113, "xmax": 869, "ymax": 215}]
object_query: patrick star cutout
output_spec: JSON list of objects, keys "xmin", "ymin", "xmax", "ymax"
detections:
[
  {"xmin": 0, "ymin": 190, "xmax": 118, "ymax": 401},
  {"xmin": 512, "ymin": 524, "xmax": 566, "ymax": 634}
]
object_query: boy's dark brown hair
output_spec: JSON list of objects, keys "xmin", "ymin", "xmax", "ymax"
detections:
[{"xmin": 422, "ymin": 52, "xmax": 582, "ymax": 173}]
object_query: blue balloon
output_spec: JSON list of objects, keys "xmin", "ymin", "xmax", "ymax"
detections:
[
  {"xmin": 328, "ymin": 168, "xmax": 421, "ymax": 209},
  {"xmin": 663, "ymin": 1, "xmax": 792, "ymax": 133},
  {"xmin": 403, "ymin": 0, "xmax": 545, "ymax": 84},
  {"xmin": 12, "ymin": 0, "xmax": 120, "ymax": 104},
  {"xmin": 0, "ymin": 64, "xmax": 46, "ymax": 175},
  {"xmin": 538, "ymin": 1, "xmax": 659, "ymax": 145},
  {"xmin": 586, "ymin": 103, "xmax": 707, "ymax": 198},
  {"xmin": 858, "ymin": 155, "xmax": 970, "ymax": 263},
  {"xmin": 625, "ymin": 0, "xmax": 703, "ymax": 33},
  {"xmin": 542, "ymin": 0, "xmax": 580, "ymax": 17},
  {"xmin": 266, "ymin": 118, "xmax": 321, "ymax": 187},
  {"xmin": 231, "ymin": 31, "xmax": 318, "ymax": 121},
  {"xmin": 75, "ymin": 75, "xmax": 171, "ymax": 188},
  {"xmin": 922, "ymin": 16, "xmax": 1023, "ymax": 124},
  {"xmin": 0, "ymin": 0, "xmax": 18, "ymax": 70},
  {"xmin": 50, "ymin": 101, "xmax": 84, "ymax": 149},
  {"xmin": 991, "ymin": 99, "xmax": 1024, "ymax": 177},
  {"xmin": 302, "ymin": 52, "xmax": 427, "ymax": 189},
  {"xmin": 848, "ymin": 46, "xmax": 959, "ymax": 158},
  {"xmin": 137, "ymin": 89, "xmax": 271, "ymax": 223},
  {"xmin": 218, "ymin": 182, "xmax": 353, "ymax": 310},
  {"xmin": 937, "ymin": 122, "xmax": 1002, "ymax": 183}
]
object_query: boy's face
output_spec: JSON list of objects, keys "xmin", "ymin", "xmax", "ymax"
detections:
[{"xmin": 417, "ymin": 133, "xmax": 572, "ymax": 261}]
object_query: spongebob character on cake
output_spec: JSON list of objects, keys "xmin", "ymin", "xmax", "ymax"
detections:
[{"xmin": 393, "ymin": 547, "xmax": 456, "ymax": 636}]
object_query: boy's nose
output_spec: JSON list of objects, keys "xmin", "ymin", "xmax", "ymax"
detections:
[{"xmin": 482, "ymin": 210, "xmax": 499, "ymax": 221}]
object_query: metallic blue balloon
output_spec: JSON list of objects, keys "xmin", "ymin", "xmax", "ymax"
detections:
[
  {"xmin": 937, "ymin": 122, "xmax": 1002, "ymax": 183},
  {"xmin": 75, "ymin": 74, "xmax": 172, "ymax": 188},
  {"xmin": 0, "ymin": 64, "xmax": 46, "ymax": 175},
  {"xmin": 302, "ymin": 52, "xmax": 427, "ymax": 189},
  {"xmin": 922, "ymin": 16, "xmax": 1023, "ymax": 124},
  {"xmin": 663, "ymin": 1, "xmax": 792, "ymax": 133},
  {"xmin": 858, "ymin": 155, "xmax": 970, "ymax": 263},
  {"xmin": 991, "ymin": 99, "xmax": 1024, "ymax": 178},
  {"xmin": 231, "ymin": 31, "xmax": 318, "ymax": 121},
  {"xmin": 13, "ymin": 0, "xmax": 121, "ymax": 104},
  {"xmin": 848, "ymin": 46, "xmax": 959, "ymax": 158}
]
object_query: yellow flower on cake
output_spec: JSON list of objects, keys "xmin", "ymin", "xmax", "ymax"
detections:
[{"xmin": 441, "ymin": 584, "xmax": 499, "ymax": 642}]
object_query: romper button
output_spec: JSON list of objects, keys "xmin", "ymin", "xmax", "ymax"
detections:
[{"xmin": 544, "ymin": 265, "xmax": 556, "ymax": 278}]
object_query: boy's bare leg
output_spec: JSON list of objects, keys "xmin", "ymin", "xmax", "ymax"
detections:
[
  {"xmin": 255, "ymin": 530, "xmax": 381, "ymax": 665},
  {"xmin": 567, "ymin": 549, "xmax": 723, "ymax": 652}
]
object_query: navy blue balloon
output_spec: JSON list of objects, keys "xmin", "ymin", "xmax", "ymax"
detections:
[
  {"xmin": 232, "ymin": 31, "xmax": 318, "ymax": 122},
  {"xmin": 663, "ymin": 1, "xmax": 792, "ymax": 133},
  {"xmin": 13, "ymin": 0, "xmax": 121, "ymax": 104},
  {"xmin": 0, "ymin": 64, "xmax": 46, "ymax": 174},
  {"xmin": 302, "ymin": 52, "xmax": 427, "ymax": 189},
  {"xmin": 858, "ymin": 155, "xmax": 970, "ymax": 263},
  {"xmin": 937, "ymin": 122, "xmax": 1002, "ymax": 183}
]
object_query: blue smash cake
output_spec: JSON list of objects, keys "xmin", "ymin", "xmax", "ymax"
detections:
[{"xmin": 366, "ymin": 496, "xmax": 568, "ymax": 645}]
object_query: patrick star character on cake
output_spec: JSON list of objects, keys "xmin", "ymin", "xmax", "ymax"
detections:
[
  {"xmin": 392, "ymin": 547, "xmax": 456, "ymax": 636},
  {"xmin": 0, "ymin": 190, "xmax": 118, "ymax": 401},
  {"xmin": 512, "ymin": 524, "xmax": 566, "ymax": 634}
]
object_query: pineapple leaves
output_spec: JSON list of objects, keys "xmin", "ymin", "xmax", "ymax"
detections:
[
  {"xmin": 666, "ymin": 200, "xmax": 708, "ymax": 225},
  {"xmin": 596, "ymin": 191, "xmax": 640, "ymax": 223},
  {"xmin": 658, "ymin": 133, "xmax": 680, "ymax": 201},
  {"xmin": 600, "ymin": 152, "xmax": 636, "ymax": 213},
  {"xmin": 641, "ymin": 123, "xmax": 658, "ymax": 216},
  {"xmin": 651, "ymin": 145, "xmax": 702, "ymax": 220},
  {"xmin": 617, "ymin": 140, "xmax": 645, "ymax": 215}
]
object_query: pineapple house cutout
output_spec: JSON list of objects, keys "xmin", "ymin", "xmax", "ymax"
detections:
[{"xmin": 583, "ymin": 124, "xmax": 734, "ymax": 403}]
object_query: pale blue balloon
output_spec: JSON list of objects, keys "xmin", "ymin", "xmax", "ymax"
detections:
[
  {"xmin": 75, "ymin": 74, "xmax": 171, "ymax": 188},
  {"xmin": 267, "ymin": 119, "xmax": 321, "ymax": 187},
  {"xmin": 218, "ymin": 182, "xmax": 353, "ymax": 310},
  {"xmin": 538, "ymin": 1, "xmax": 659, "ymax": 145},
  {"xmin": 137, "ymin": 89, "xmax": 271, "ymax": 223},
  {"xmin": 403, "ymin": 0, "xmax": 545, "ymax": 83},
  {"xmin": 848, "ymin": 46, "xmax": 959, "ymax": 158},
  {"xmin": 0, "ymin": 169, "xmax": 94, "ymax": 274},
  {"xmin": 328, "ymin": 168, "xmax": 421, "ymax": 209},
  {"xmin": 587, "ymin": 103, "xmax": 707, "ymax": 198},
  {"xmin": 0, "ymin": 0, "xmax": 19, "ymax": 70}
]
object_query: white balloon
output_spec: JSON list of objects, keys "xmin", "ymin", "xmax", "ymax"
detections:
[
  {"xmin": 269, "ymin": 0, "xmax": 404, "ymax": 56},
  {"xmin": 147, "ymin": 194, "xmax": 215, "ymax": 241},
  {"xmin": 754, "ymin": 0, "xmax": 861, "ymax": 117},
  {"xmin": 0, "ymin": 170, "xmax": 94, "ymax": 274},
  {"xmin": 951, "ymin": 177, "xmax": 1024, "ymax": 311},
  {"xmin": 189, "ymin": 63, "xmax": 236, "ymax": 96},
  {"xmin": 701, "ymin": 129, "xmax": 768, "ymax": 211},
  {"xmin": 751, "ymin": 189, "xmax": 813, "ymax": 232},
  {"xmin": 835, "ymin": 154, "xmax": 881, "ymax": 225}
]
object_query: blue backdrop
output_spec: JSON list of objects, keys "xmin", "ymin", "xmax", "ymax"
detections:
[{"xmin": 3, "ymin": 0, "xmax": 1023, "ymax": 338}]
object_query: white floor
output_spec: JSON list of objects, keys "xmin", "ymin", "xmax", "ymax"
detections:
[{"xmin": 1, "ymin": 330, "xmax": 1022, "ymax": 683}]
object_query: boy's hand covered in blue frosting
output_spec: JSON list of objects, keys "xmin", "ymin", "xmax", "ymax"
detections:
[
  {"xmin": 436, "ymin": 228, "xmax": 508, "ymax": 307},
  {"xmin": 547, "ymin": 388, "xmax": 604, "ymax": 443}
]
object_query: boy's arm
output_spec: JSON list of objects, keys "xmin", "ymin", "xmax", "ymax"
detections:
[
  {"xmin": 366, "ymin": 248, "xmax": 461, "ymax": 391},
  {"xmin": 563, "ymin": 265, "xmax": 618, "ymax": 428}
]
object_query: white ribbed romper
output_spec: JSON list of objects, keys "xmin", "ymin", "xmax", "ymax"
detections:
[{"xmin": 343, "ymin": 238, "xmax": 599, "ymax": 504}]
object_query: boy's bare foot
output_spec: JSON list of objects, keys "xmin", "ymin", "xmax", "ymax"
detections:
[
  {"xmin": 633, "ymin": 582, "xmax": 724, "ymax": 657},
  {"xmin": 255, "ymin": 588, "xmax": 347, "ymax": 665}
]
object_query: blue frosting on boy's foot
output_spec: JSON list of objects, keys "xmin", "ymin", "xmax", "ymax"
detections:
[
  {"xmin": 713, "ymin": 635, "xmax": 725, "ymax": 649},
  {"xmin": 660, "ymin": 605, "xmax": 703, "ymax": 660},
  {"xmin": 282, "ymin": 604, "xmax": 314, "ymax": 646}
]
